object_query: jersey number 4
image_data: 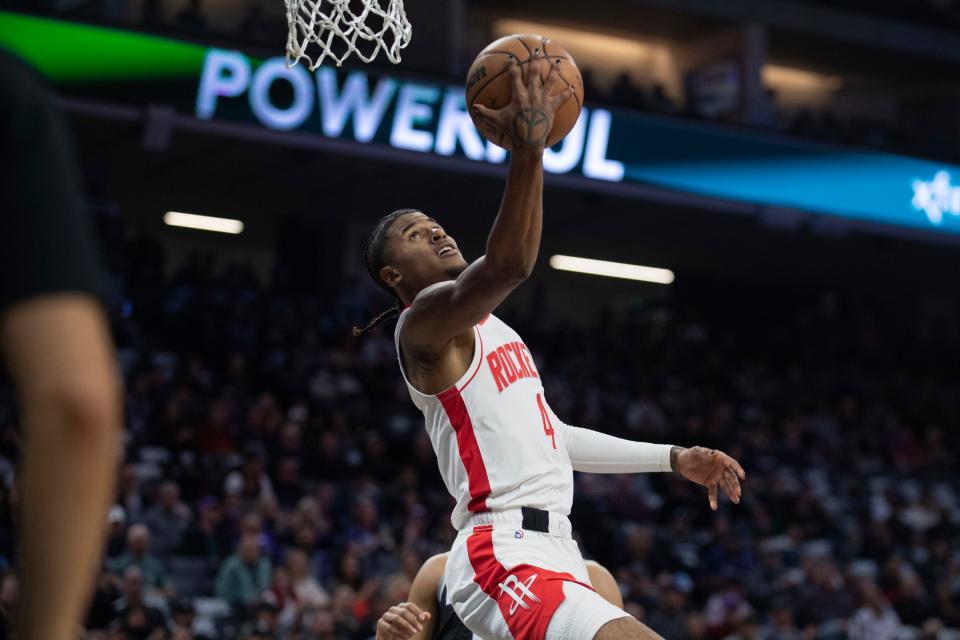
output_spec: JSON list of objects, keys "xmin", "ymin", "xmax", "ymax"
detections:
[{"xmin": 536, "ymin": 394, "xmax": 557, "ymax": 449}]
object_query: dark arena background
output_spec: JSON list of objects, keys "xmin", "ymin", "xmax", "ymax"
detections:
[{"xmin": 1, "ymin": 0, "xmax": 959, "ymax": 638}]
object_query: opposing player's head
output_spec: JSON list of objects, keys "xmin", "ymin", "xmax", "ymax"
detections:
[{"xmin": 353, "ymin": 209, "xmax": 468, "ymax": 336}]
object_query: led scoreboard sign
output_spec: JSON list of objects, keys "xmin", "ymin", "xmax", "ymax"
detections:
[
  {"xmin": 194, "ymin": 49, "xmax": 625, "ymax": 181},
  {"xmin": 4, "ymin": 10, "xmax": 960, "ymax": 239}
]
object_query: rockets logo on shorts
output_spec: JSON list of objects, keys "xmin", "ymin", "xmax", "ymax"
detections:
[{"xmin": 498, "ymin": 574, "xmax": 541, "ymax": 615}]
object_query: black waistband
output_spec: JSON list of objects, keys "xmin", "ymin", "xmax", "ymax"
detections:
[{"xmin": 521, "ymin": 506, "xmax": 550, "ymax": 533}]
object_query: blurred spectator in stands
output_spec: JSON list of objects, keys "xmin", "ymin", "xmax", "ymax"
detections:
[
  {"xmin": 143, "ymin": 480, "xmax": 192, "ymax": 559},
  {"xmin": 345, "ymin": 496, "xmax": 389, "ymax": 560},
  {"xmin": 330, "ymin": 585, "xmax": 362, "ymax": 638},
  {"xmin": 795, "ymin": 560, "xmax": 856, "ymax": 628},
  {"xmin": 849, "ymin": 579, "xmax": 902, "ymax": 640},
  {"xmin": 113, "ymin": 566, "xmax": 167, "ymax": 639},
  {"xmin": 892, "ymin": 567, "xmax": 937, "ymax": 627},
  {"xmin": 757, "ymin": 597, "xmax": 800, "ymax": 640},
  {"xmin": 703, "ymin": 576, "xmax": 753, "ymax": 638},
  {"xmin": 170, "ymin": 598, "xmax": 198, "ymax": 639},
  {"xmin": 297, "ymin": 604, "xmax": 337, "ymax": 640},
  {"xmin": 86, "ymin": 569, "xmax": 120, "ymax": 631},
  {"xmin": 646, "ymin": 577, "xmax": 690, "ymax": 639},
  {"xmin": 610, "ymin": 72, "xmax": 646, "ymax": 110},
  {"xmin": 105, "ymin": 505, "xmax": 128, "ymax": 564},
  {"xmin": 240, "ymin": 599, "xmax": 280, "ymax": 639},
  {"xmin": 274, "ymin": 457, "xmax": 304, "ymax": 509},
  {"xmin": 225, "ymin": 447, "xmax": 275, "ymax": 509},
  {"xmin": 648, "ymin": 84, "xmax": 677, "ymax": 113},
  {"xmin": 290, "ymin": 520, "xmax": 327, "ymax": 585},
  {"xmin": 685, "ymin": 611, "xmax": 708, "ymax": 640},
  {"xmin": 110, "ymin": 524, "xmax": 174, "ymax": 597},
  {"xmin": 287, "ymin": 548, "xmax": 329, "ymax": 608},
  {"xmin": 267, "ymin": 565, "xmax": 299, "ymax": 630},
  {"xmin": 215, "ymin": 533, "xmax": 271, "ymax": 612},
  {"xmin": 178, "ymin": 496, "xmax": 224, "ymax": 562},
  {"xmin": 118, "ymin": 463, "xmax": 144, "ymax": 523},
  {"xmin": 0, "ymin": 572, "xmax": 17, "ymax": 637},
  {"xmin": 174, "ymin": 0, "xmax": 208, "ymax": 33}
]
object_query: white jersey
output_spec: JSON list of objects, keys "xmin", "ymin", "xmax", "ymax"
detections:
[{"xmin": 395, "ymin": 310, "xmax": 574, "ymax": 529}]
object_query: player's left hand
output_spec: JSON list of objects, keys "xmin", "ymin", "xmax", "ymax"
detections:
[
  {"xmin": 376, "ymin": 602, "xmax": 431, "ymax": 640},
  {"xmin": 471, "ymin": 50, "xmax": 575, "ymax": 151},
  {"xmin": 673, "ymin": 446, "xmax": 746, "ymax": 511}
]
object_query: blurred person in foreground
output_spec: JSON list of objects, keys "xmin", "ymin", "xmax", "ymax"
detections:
[
  {"xmin": 0, "ymin": 50, "xmax": 121, "ymax": 639},
  {"xmin": 375, "ymin": 552, "xmax": 624, "ymax": 639}
]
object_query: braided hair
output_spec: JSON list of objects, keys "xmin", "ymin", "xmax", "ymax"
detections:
[{"xmin": 352, "ymin": 208, "xmax": 421, "ymax": 337}]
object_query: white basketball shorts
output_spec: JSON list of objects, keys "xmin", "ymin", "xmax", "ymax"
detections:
[{"xmin": 444, "ymin": 509, "xmax": 629, "ymax": 640}]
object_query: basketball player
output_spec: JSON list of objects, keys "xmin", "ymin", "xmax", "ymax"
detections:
[
  {"xmin": 375, "ymin": 553, "xmax": 624, "ymax": 640},
  {"xmin": 354, "ymin": 52, "xmax": 745, "ymax": 640},
  {"xmin": 0, "ymin": 50, "xmax": 121, "ymax": 639}
]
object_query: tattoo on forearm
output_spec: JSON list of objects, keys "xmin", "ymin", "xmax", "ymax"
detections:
[{"xmin": 513, "ymin": 107, "xmax": 550, "ymax": 146}]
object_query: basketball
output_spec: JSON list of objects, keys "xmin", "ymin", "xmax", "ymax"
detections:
[{"xmin": 466, "ymin": 34, "xmax": 584, "ymax": 149}]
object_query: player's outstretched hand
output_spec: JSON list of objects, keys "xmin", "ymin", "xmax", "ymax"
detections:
[
  {"xmin": 376, "ymin": 602, "xmax": 431, "ymax": 640},
  {"xmin": 673, "ymin": 446, "xmax": 746, "ymax": 511},
  {"xmin": 471, "ymin": 50, "xmax": 575, "ymax": 151}
]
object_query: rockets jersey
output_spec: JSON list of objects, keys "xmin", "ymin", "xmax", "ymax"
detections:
[{"xmin": 395, "ymin": 309, "xmax": 574, "ymax": 530}]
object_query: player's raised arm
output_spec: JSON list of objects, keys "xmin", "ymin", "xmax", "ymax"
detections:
[{"xmin": 400, "ymin": 53, "xmax": 574, "ymax": 349}]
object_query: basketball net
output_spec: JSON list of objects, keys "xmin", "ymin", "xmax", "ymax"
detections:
[{"xmin": 285, "ymin": 0, "xmax": 412, "ymax": 69}]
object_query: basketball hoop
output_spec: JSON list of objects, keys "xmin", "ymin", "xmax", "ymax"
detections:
[{"xmin": 285, "ymin": 0, "xmax": 412, "ymax": 69}]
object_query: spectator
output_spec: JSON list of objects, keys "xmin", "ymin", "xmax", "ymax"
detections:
[
  {"xmin": 0, "ymin": 572, "xmax": 17, "ymax": 636},
  {"xmin": 113, "ymin": 566, "xmax": 167, "ymax": 639},
  {"xmin": 109, "ymin": 524, "xmax": 173, "ymax": 596},
  {"xmin": 177, "ymin": 496, "xmax": 224, "ymax": 561},
  {"xmin": 215, "ymin": 534, "xmax": 272, "ymax": 611},
  {"xmin": 849, "ymin": 580, "xmax": 902, "ymax": 640},
  {"xmin": 287, "ymin": 548, "xmax": 330, "ymax": 608},
  {"xmin": 224, "ymin": 448, "xmax": 275, "ymax": 508},
  {"xmin": 805, "ymin": 561, "xmax": 857, "ymax": 626},
  {"xmin": 142, "ymin": 481, "xmax": 192, "ymax": 559},
  {"xmin": 86, "ymin": 569, "xmax": 122, "ymax": 631},
  {"xmin": 274, "ymin": 457, "xmax": 304, "ymax": 508},
  {"xmin": 646, "ymin": 579, "xmax": 690, "ymax": 639},
  {"xmin": 118, "ymin": 464, "xmax": 145, "ymax": 523},
  {"xmin": 757, "ymin": 598, "xmax": 801, "ymax": 639},
  {"xmin": 239, "ymin": 599, "xmax": 279, "ymax": 638},
  {"xmin": 170, "ymin": 598, "xmax": 198, "ymax": 639},
  {"xmin": 297, "ymin": 605, "xmax": 337, "ymax": 640},
  {"xmin": 105, "ymin": 505, "xmax": 128, "ymax": 564},
  {"xmin": 330, "ymin": 585, "xmax": 361, "ymax": 638}
]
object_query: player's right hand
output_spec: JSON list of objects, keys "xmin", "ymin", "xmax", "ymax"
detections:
[
  {"xmin": 376, "ymin": 602, "xmax": 432, "ymax": 640},
  {"xmin": 471, "ymin": 51, "xmax": 575, "ymax": 151},
  {"xmin": 674, "ymin": 446, "xmax": 747, "ymax": 511}
]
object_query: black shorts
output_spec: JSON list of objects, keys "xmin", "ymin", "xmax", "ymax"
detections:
[{"xmin": 0, "ymin": 49, "xmax": 100, "ymax": 311}]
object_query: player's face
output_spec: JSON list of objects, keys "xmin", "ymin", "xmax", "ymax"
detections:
[{"xmin": 382, "ymin": 211, "xmax": 468, "ymax": 294}]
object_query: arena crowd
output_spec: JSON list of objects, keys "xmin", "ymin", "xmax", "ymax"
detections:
[{"xmin": 0, "ymin": 238, "xmax": 957, "ymax": 640}]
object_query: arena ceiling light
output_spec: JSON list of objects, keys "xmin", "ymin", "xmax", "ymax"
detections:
[
  {"xmin": 163, "ymin": 211, "xmax": 244, "ymax": 235},
  {"xmin": 549, "ymin": 255, "xmax": 675, "ymax": 285}
]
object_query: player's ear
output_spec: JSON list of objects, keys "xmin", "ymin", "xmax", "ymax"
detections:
[{"xmin": 380, "ymin": 265, "xmax": 401, "ymax": 289}]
